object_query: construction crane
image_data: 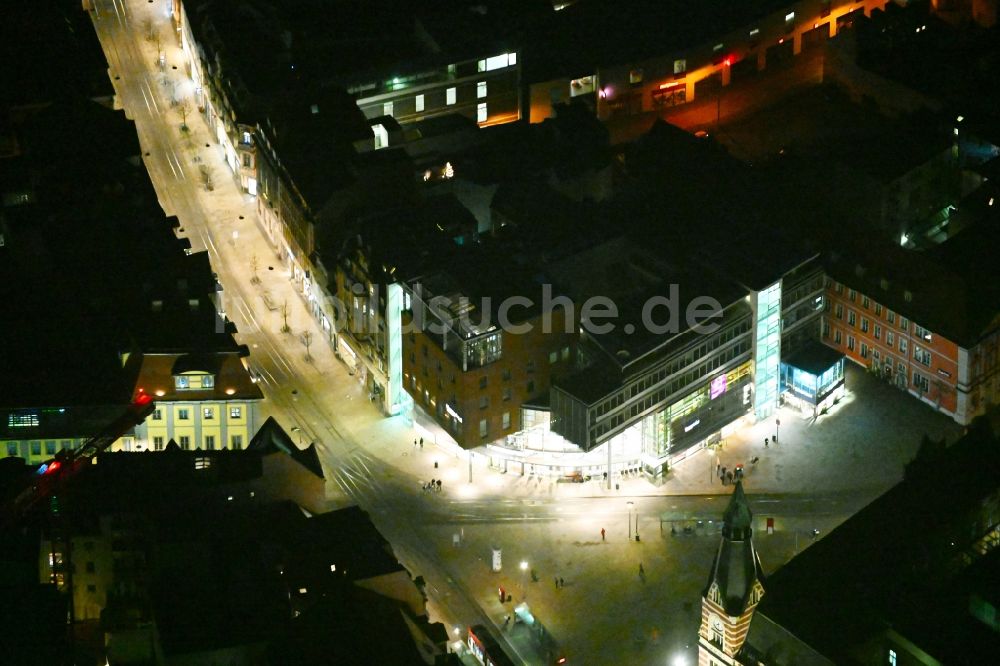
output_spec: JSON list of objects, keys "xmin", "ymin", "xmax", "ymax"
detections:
[{"xmin": 1, "ymin": 393, "xmax": 155, "ymax": 528}]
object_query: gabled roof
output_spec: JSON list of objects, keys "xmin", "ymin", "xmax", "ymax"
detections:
[{"xmin": 248, "ymin": 417, "xmax": 325, "ymax": 479}]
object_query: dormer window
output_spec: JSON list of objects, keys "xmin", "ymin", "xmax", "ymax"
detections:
[
  {"xmin": 203, "ymin": 375, "xmax": 215, "ymax": 388},
  {"xmin": 175, "ymin": 376, "xmax": 190, "ymax": 389}
]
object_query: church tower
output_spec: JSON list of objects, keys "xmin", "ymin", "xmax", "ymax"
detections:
[{"xmin": 698, "ymin": 481, "xmax": 765, "ymax": 666}]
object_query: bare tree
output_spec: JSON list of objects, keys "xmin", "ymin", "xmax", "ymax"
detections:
[
  {"xmin": 302, "ymin": 331, "xmax": 313, "ymax": 361},
  {"xmin": 280, "ymin": 301, "xmax": 290, "ymax": 333},
  {"xmin": 178, "ymin": 102, "xmax": 191, "ymax": 132},
  {"xmin": 250, "ymin": 254, "xmax": 261, "ymax": 285}
]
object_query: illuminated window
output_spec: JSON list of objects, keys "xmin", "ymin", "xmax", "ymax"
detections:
[
  {"xmin": 479, "ymin": 419, "xmax": 488, "ymax": 438},
  {"xmin": 415, "ymin": 94, "xmax": 424, "ymax": 112},
  {"xmin": 502, "ymin": 412, "xmax": 511, "ymax": 429},
  {"xmin": 230, "ymin": 407, "xmax": 242, "ymax": 419},
  {"xmin": 383, "ymin": 101, "xmax": 393, "ymax": 116},
  {"xmin": 914, "ymin": 347, "xmax": 931, "ymax": 367},
  {"xmin": 446, "ymin": 87, "xmax": 456, "ymax": 105},
  {"xmin": 629, "ymin": 69, "xmax": 643, "ymax": 84},
  {"xmin": 175, "ymin": 376, "xmax": 190, "ymax": 389},
  {"xmin": 373, "ymin": 123, "xmax": 388, "ymax": 149},
  {"xmin": 673, "ymin": 59, "xmax": 686, "ymax": 74},
  {"xmin": 713, "ymin": 43, "xmax": 724, "ymax": 52},
  {"xmin": 8, "ymin": 412, "xmax": 39, "ymax": 428},
  {"xmin": 785, "ymin": 11, "xmax": 795, "ymax": 22},
  {"xmin": 477, "ymin": 81, "xmax": 487, "ymax": 98},
  {"xmin": 203, "ymin": 407, "xmax": 214, "ymax": 420},
  {"xmin": 203, "ymin": 375, "xmax": 215, "ymax": 388},
  {"xmin": 477, "ymin": 103, "xmax": 487, "ymax": 123},
  {"xmin": 749, "ymin": 28, "xmax": 760, "ymax": 38},
  {"xmin": 889, "ymin": 650, "xmax": 897, "ymax": 666},
  {"xmin": 482, "ymin": 53, "xmax": 516, "ymax": 71}
]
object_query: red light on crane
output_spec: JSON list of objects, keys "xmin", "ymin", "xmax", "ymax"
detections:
[
  {"xmin": 44, "ymin": 461, "xmax": 62, "ymax": 475},
  {"xmin": 723, "ymin": 56, "xmax": 733, "ymax": 67},
  {"xmin": 134, "ymin": 393, "xmax": 154, "ymax": 406}
]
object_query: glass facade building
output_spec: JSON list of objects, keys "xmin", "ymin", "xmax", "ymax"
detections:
[{"xmin": 753, "ymin": 281, "xmax": 782, "ymax": 419}]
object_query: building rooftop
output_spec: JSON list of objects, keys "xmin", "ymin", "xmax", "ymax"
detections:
[
  {"xmin": 132, "ymin": 350, "xmax": 262, "ymax": 403},
  {"xmin": 748, "ymin": 420, "xmax": 1000, "ymax": 663},
  {"xmin": 523, "ymin": 0, "xmax": 792, "ymax": 82},
  {"xmin": 781, "ymin": 339, "xmax": 844, "ymax": 376},
  {"xmin": 619, "ymin": 120, "xmax": 816, "ymax": 292},
  {"xmin": 248, "ymin": 416, "xmax": 324, "ymax": 479}
]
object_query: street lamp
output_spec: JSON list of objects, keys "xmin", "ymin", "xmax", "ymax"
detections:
[{"xmin": 627, "ymin": 501, "xmax": 635, "ymax": 540}]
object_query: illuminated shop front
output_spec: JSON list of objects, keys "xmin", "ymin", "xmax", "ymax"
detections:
[
  {"xmin": 780, "ymin": 340, "xmax": 845, "ymax": 418},
  {"xmin": 640, "ymin": 361, "xmax": 753, "ymax": 464}
]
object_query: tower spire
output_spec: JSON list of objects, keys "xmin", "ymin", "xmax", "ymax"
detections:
[{"xmin": 698, "ymin": 481, "xmax": 766, "ymax": 663}]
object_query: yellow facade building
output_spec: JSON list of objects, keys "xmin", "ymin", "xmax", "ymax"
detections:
[{"xmin": 126, "ymin": 350, "xmax": 263, "ymax": 452}]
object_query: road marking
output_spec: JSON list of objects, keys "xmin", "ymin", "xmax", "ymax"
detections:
[
  {"xmin": 143, "ymin": 79, "xmax": 160, "ymax": 114},
  {"xmin": 139, "ymin": 84, "xmax": 152, "ymax": 114}
]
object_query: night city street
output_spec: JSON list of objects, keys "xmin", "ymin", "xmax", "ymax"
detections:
[{"xmin": 2, "ymin": 1, "xmax": 999, "ymax": 665}]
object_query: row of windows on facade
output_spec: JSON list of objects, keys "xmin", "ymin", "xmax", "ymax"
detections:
[
  {"xmin": 174, "ymin": 375, "xmax": 214, "ymax": 389},
  {"xmin": 409, "ymin": 373, "xmax": 536, "ymax": 411},
  {"xmin": 593, "ymin": 324, "xmax": 752, "ymax": 418},
  {"xmin": 411, "ymin": 345, "xmax": 571, "ymax": 378},
  {"xmin": 830, "ymin": 291, "xmax": 933, "ymax": 341},
  {"xmin": 150, "ymin": 434, "xmax": 243, "ymax": 450},
  {"xmin": 826, "ymin": 325, "xmax": 935, "ymax": 392},
  {"xmin": 151, "ymin": 406, "xmax": 243, "ymax": 421},
  {"xmin": 635, "ymin": 6, "xmax": 810, "ymax": 86},
  {"xmin": 348, "ymin": 52, "xmax": 516, "ymax": 96},
  {"xmin": 383, "ymin": 88, "xmax": 490, "ymax": 123},
  {"xmin": 4, "ymin": 432, "xmax": 246, "ymax": 457},
  {"xmin": 826, "ymin": 309, "xmax": 935, "ymax": 367},
  {"xmin": 832, "ymin": 278, "xmax": 918, "ymax": 311}
]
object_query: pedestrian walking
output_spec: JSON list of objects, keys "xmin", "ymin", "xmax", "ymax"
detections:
[
  {"xmin": 419, "ymin": 437, "xmax": 424, "ymax": 447},
  {"xmin": 555, "ymin": 577, "xmax": 559, "ymax": 589},
  {"xmin": 765, "ymin": 437, "xmax": 769, "ymax": 448},
  {"xmin": 559, "ymin": 577, "xmax": 564, "ymax": 588},
  {"xmin": 639, "ymin": 563, "xmax": 644, "ymax": 575},
  {"xmin": 436, "ymin": 479, "xmax": 442, "ymax": 491},
  {"xmin": 601, "ymin": 528, "xmax": 606, "ymax": 541},
  {"xmin": 716, "ymin": 462, "xmax": 721, "ymax": 475},
  {"xmin": 413, "ymin": 438, "xmax": 417, "ymax": 448}
]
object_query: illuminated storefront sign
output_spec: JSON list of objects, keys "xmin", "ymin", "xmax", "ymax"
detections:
[{"xmin": 710, "ymin": 375, "xmax": 727, "ymax": 399}]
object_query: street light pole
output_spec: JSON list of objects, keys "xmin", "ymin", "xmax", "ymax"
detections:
[
  {"xmin": 775, "ymin": 418, "xmax": 780, "ymax": 444},
  {"xmin": 627, "ymin": 501, "xmax": 634, "ymax": 540},
  {"xmin": 468, "ymin": 450, "xmax": 473, "ymax": 484}
]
